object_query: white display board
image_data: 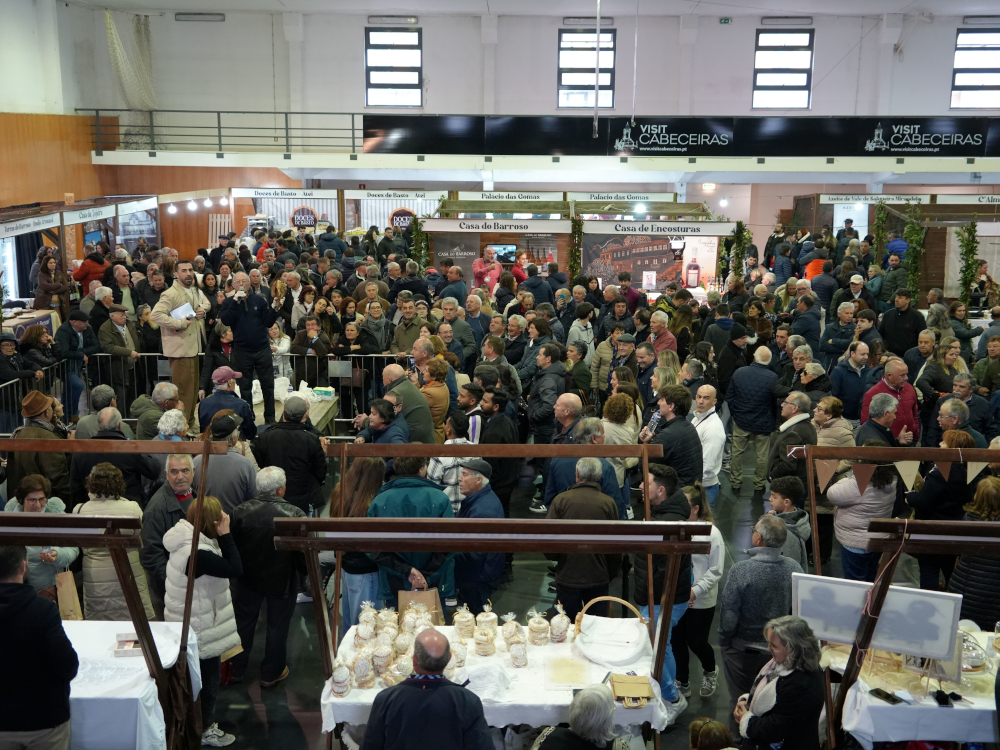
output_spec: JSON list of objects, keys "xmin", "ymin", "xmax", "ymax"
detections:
[
  {"xmin": 792, "ymin": 573, "xmax": 962, "ymax": 660},
  {"xmin": 568, "ymin": 192, "xmax": 675, "ymax": 203},
  {"xmin": 422, "ymin": 218, "xmax": 572, "ymax": 233},
  {"xmin": 582, "ymin": 220, "xmax": 735, "ymax": 236},
  {"xmin": 457, "ymin": 191, "xmax": 563, "ymax": 201}
]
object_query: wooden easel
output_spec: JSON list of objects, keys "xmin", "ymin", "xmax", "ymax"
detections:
[{"xmin": 0, "ymin": 437, "xmax": 227, "ymax": 750}]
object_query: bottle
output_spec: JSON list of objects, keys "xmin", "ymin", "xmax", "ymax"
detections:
[{"xmin": 685, "ymin": 254, "xmax": 701, "ymax": 288}]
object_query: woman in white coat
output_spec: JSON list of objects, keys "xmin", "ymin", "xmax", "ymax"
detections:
[
  {"xmin": 671, "ymin": 483, "xmax": 726, "ymax": 700},
  {"xmin": 163, "ymin": 494, "xmax": 241, "ymax": 748}
]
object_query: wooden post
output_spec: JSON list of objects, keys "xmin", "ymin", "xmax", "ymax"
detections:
[
  {"xmin": 337, "ymin": 190, "xmax": 346, "ymax": 235},
  {"xmin": 110, "ymin": 545, "xmax": 168, "ymax": 698},
  {"xmin": 804, "ymin": 444, "xmax": 823, "ymax": 576},
  {"xmin": 651, "ymin": 552, "xmax": 681, "ymax": 684},
  {"xmin": 641, "ymin": 444, "xmax": 655, "ymax": 642},
  {"xmin": 306, "ymin": 548, "xmax": 335, "ymax": 679},
  {"xmin": 329, "ymin": 441, "xmax": 347, "ymax": 658}
]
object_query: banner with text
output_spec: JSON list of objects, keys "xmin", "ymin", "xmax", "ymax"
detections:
[
  {"xmin": 422, "ymin": 218, "xmax": 572, "ymax": 234},
  {"xmin": 582, "ymin": 220, "xmax": 735, "ymax": 236}
]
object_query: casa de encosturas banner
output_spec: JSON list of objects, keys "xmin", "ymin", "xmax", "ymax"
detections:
[
  {"xmin": 568, "ymin": 192, "xmax": 676, "ymax": 203},
  {"xmin": 582, "ymin": 220, "xmax": 736, "ymax": 236},
  {"xmin": 0, "ymin": 213, "xmax": 60, "ymax": 239},
  {"xmin": 422, "ymin": 218, "xmax": 572, "ymax": 233},
  {"xmin": 935, "ymin": 194, "xmax": 1000, "ymax": 205},
  {"xmin": 343, "ymin": 190, "xmax": 447, "ymax": 201},
  {"xmin": 457, "ymin": 191, "xmax": 563, "ymax": 201},
  {"xmin": 819, "ymin": 194, "xmax": 930, "ymax": 204},
  {"xmin": 62, "ymin": 205, "xmax": 117, "ymax": 225},
  {"xmin": 232, "ymin": 188, "xmax": 340, "ymax": 199}
]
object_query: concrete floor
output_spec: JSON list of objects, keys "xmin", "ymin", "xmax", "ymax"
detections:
[{"xmin": 216, "ymin": 448, "xmax": 921, "ymax": 749}]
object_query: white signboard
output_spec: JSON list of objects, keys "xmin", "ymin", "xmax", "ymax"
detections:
[
  {"xmin": 568, "ymin": 192, "xmax": 675, "ymax": 203},
  {"xmin": 0, "ymin": 213, "xmax": 60, "ymax": 239},
  {"xmin": 642, "ymin": 271, "xmax": 657, "ymax": 290},
  {"xmin": 422, "ymin": 218, "xmax": 572, "ymax": 233},
  {"xmin": 231, "ymin": 188, "xmax": 340, "ymax": 199},
  {"xmin": 457, "ymin": 191, "xmax": 563, "ymax": 201},
  {"xmin": 62, "ymin": 204, "xmax": 117, "ymax": 225},
  {"xmin": 820, "ymin": 194, "xmax": 929, "ymax": 204},
  {"xmin": 582, "ymin": 220, "xmax": 735, "ymax": 236},
  {"xmin": 343, "ymin": 190, "xmax": 447, "ymax": 201},
  {"xmin": 935, "ymin": 194, "xmax": 1000, "ymax": 205},
  {"xmin": 117, "ymin": 197, "xmax": 158, "ymax": 216},
  {"xmin": 978, "ymin": 223, "xmax": 1000, "ymax": 237}
]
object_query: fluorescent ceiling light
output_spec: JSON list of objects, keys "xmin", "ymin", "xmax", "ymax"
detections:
[
  {"xmin": 563, "ymin": 17, "xmax": 614, "ymax": 26},
  {"xmin": 175, "ymin": 13, "xmax": 224, "ymax": 21},
  {"xmin": 761, "ymin": 16, "xmax": 813, "ymax": 26},
  {"xmin": 368, "ymin": 15, "xmax": 418, "ymax": 24},
  {"xmin": 963, "ymin": 16, "xmax": 1000, "ymax": 25}
]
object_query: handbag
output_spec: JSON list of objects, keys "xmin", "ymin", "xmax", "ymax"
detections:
[
  {"xmin": 55, "ymin": 570, "xmax": 83, "ymax": 620},
  {"xmin": 573, "ymin": 596, "xmax": 652, "ymax": 669},
  {"xmin": 610, "ymin": 673, "xmax": 654, "ymax": 709}
]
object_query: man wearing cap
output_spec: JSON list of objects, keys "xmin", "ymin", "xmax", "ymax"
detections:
[
  {"xmin": 830, "ymin": 274, "xmax": 877, "ymax": 320},
  {"xmin": 193, "ymin": 414, "xmax": 257, "ymax": 514},
  {"xmin": 209, "ymin": 235, "xmax": 229, "ymax": 274},
  {"xmin": 54, "ymin": 310, "xmax": 100, "ymax": 421},
  {"xmin": 198, "ymin": 366, "xmax": 257, "ymax": 441},
  {"xmin": 7, "ymin": 391, "xmax": 70, "ymax": 502},
  {"xmin": 220, "ymin": 271, "xmax": 280, "ymax": 424},
  {"xmin": 716, "ymin": 322, "xmax": 750, "ymax": 399},
  {"xmin": 453, "ymin": 459, "xmax": 504, "ymax": 614},
  {"xmin": 151, "ymin": 259, "xmax": 210, "ymax": 426},
  {"xmin": 251, "ymin": 395, "xmax": 327, "ymax": 514},
  {"xmin": 98, "ymin": 303, "xmax": 141, "ymax": 415}
]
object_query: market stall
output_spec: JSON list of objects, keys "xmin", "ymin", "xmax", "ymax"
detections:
[
  {"xmin": 344, "ymin": 189, "xmax": 446, "ymax": 234},
  {"xmin": 231, "ymin": 188, "xmax": 341, "ymax": 240}
]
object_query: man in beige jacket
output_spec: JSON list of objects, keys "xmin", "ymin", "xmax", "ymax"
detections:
[{"xmin": 151, "ymin": 259, "xmax": 209, "ymax": 426}]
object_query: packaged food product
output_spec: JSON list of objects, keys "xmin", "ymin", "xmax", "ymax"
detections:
[
  {"xmin": 331, "ymin": 662, "xmax": 352, "ymax": 697},
  {"xmin": 380, "ymin": 623, "xmax": 400, "ymax": 642},
  {"xmin": 444, "ymin": 651, "xmax": 457, "ymax": 681},
  {"xmin": 414, "ymin": 602, "xmax": 434, "ymax": 629},
  {"xmin": 451, "ymin": 639, "xmax": 468, "ymax": 668},
  {"xmin": 395, "ymin": 654, "xmax": 414, "ymax": 676},
  {"xmin": 376, "ymin": 632, "xmax": 394, "ymax": 648},
  {"xmin": 358, "ymin": 601, "xmax": 378, "ymax": 628},
  {"xmin": 476, "ymin": 601, "xmax": 498, "ymax": 634},
  {"xmin": 474, "ymin": 627, "xmax": 496, "ymax": 656},
  {"xmin": 501, "ymin": 612, "xmax": 523, "ymax": 645},
  {"xmin": 400, "ymin": 604, "xmax": 419, "ymax": 634},
  {"xmin": 372, "ymin": 644, "xmax": 394, "ymax": 675},
  {"xmin": 527, "ymin": 607, "xmax": 550, "ymax": 646},
  {"xmin": 354, "ymin": 621, "xmax": 374, "ymax": 649},
  {"xmin": 380, "ymin": 666, "xmax": 406, "ymax": 687},
  {"xmin": 509, "ymin": 636, "xmax": 528, "ymax": 668},
  {"xmin": 550, "ymin": 602, "xmax": 571, "ymax": 643},
  {"xmin": 394, "ymin": 631, "xmax": 414, "ymax": 657},
  {"xmin": 453, "ymin": 604, "xmax": 476, "ymax": 639},
  {"xmin": 352, "ymin": 652, "xmax": 376, "ymax": 689},
  {"xmin": 377, "ymin": 606, "xmax": 398, "ymax": 633}
]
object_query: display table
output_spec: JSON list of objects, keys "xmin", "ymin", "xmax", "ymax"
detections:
[
  {"xmin": 65, "ymin": 621, "xmax": 201, "ymax": 750},
  {"xmin": 3, "ymin": 308, "xmax": 62, "ymax": 338},
  {"xmin": 253, "ymin": 396, "xmax": 338, "ymax": 433},
  {"xmin": 321, "ymin": 625, "xmax": 669, "ymax": 735},
  {"xmin": 826, "ymin": 633, "xmax": 998, "ymax": 750}
]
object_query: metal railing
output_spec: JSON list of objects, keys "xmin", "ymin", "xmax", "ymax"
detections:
[{"xmin": 74, "ymin": 109, "xmax": 364, "ymax": 154}]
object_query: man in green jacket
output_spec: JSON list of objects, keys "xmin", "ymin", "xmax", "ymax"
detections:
[{"xmin": 381, "ymin": 364, "xmax": 436, "ymax": 445}]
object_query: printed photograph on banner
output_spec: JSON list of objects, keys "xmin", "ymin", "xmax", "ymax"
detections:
[
  {"xmin": 430, "ymin": 233, "xmax": 481, "ymax": 285},
  {"xmin": 581, "ymin": 233, "xmax": 718, "ymax": 291},
  {"xmin": 118, "ymin": 211, "xmax": 157, "ymax": 255}
]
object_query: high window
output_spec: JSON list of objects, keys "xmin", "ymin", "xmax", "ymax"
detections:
[
  {"xmin": 365, "ymin": 27, "xmax": 422, "ymax": 107},
  {"xmin": 951, "ymin": 29, "xmax": 1000, "ymax": 109},
  {"xmin": 752, "ymin": 29, "xmax": 814, "ymax": 109},
  {"xmin": 557, "ymin": 29, "xmax": 616, "ymax": 108}
]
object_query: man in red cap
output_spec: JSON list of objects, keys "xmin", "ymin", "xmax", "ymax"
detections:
[{"xmin": 198, "ymin": 365, "xmax": 256, "ymax": 441}]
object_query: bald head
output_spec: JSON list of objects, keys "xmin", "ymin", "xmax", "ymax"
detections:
[
  {"xmin": 413, "ymin": 628, "xmax": 450, "ymax": 675},
  {"xmin": 753, "ymin": 346, "xmax": 772, "ymax": 365},
  {"xmin": 555, "ymin": 393, "xmax": 583, "ymax": 425},
  {"xmin": 383, "ymin": 364, "xmax": 405, "ymax": 385}
]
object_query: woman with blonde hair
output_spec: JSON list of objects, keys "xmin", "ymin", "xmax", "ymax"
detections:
[
  {"xmin": 601, "ymin": 393, "xmax": 638, "ymax": 518},
  {"xmin": 658, "ymin": 348, "xmax": 681, "ymax": 375},
  {"xmin": 915, "ymin": 339, "xmax": 964, "ymax": 404},
  {"xmin": 667, "ymin": 303, "xmax": 695, "ymax": 361},
  {"xmin": 948, "ymin": 476, "xmax": 1000, "ymax": 629},
  {"xmin": 430, "ymin": 334, "xmax": 461, "ymax": 372},
  {"xmin": 163, "ymin": 493, "xmax": 241, "ymax": 746},
  {"xmin": 268, "ymin": 322, "xmax": 292, "ymax": 381}
]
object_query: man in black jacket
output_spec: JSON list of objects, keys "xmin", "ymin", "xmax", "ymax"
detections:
[
  {"xmin": 716, "ymin": 322, "xmax": 749, "ymax": 399},
  {"xmin": 0, "ymin": 545, "xmax": 78, "ymax": 749},
  {"xmin": 251, "ymin": 395, "xmax": 328, "ymax": 514},
  {"xmin": 479, "ymin": 387, "xmax": 520, "ymax": 584},
  {"xmin": 644, "ymin": 385, "xmax": 703, "ymax": 488},
  {"xmin": 766, "ymin": 391, "xmax": 817, "ymax": 496},
  {"xmin": 631, "ymin": 464, "xmax": 692, "ymax": 725},
  {"xmin": 878, "ymin": 288, "xmax": 924, "ymax": 357},
  {"xmin": 230, "ymin": 466, "xmax": 306, "ymax": 687},
  {"xmin": 220, "ymin": 272, "xmax": 280, "ymax": 423},
  {"xmin": 387, "ymin": 260, "xmax": 430, "ymax": 304},
  {"xmin": 526, "ymin": 343, "xmax": 566, "ymax": 446},
  {"xmin": 362, "ymin": 629, "xmax": 492, "ymax": 750}
]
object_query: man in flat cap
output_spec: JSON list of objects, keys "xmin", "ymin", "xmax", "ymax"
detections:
[
  {"xmin": 454, "ymin": 459, "xmax": 504, "ymax": 614},
  {"xmin": 98, "ymin": 303, "xmax": 141, "ymax": 415}
]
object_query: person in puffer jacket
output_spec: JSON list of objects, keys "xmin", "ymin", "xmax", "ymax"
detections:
[
  {"xmin": 163, "ymin": 496, "xmax": 242, "ymax": 747},
  {"xmin": 767, "ymin": 477, "xmax": 811, "ymax": 569},
  {"xmin": 948, "ymin": 476, "xmax": 1000, "ymax": 630}
]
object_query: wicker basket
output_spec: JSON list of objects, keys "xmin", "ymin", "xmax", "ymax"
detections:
[{"xmin": 573, "ymin": 596, "xmax": 647, "ymax": 638}]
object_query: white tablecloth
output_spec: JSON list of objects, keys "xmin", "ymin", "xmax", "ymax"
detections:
[
  {"xmin": 65, "ymin": 621, "xmax": 201, "ymax": 750},
  {"xmin": 320, "ymin": 625, "xmax": 669, "ymax": 734},
  {"xmin": 829, "ymin": 632, "xmax": 998, "ymax": 750}
]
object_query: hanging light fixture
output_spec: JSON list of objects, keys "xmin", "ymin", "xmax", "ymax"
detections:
[
  {"xmin": 203, "ymin": 198, "xmax": 213, "ymax": 208},
  {"xmin": 719, "ymin": 198, "xmax": 729, "ymax": 207},
  {"xmin": 187, "ymin": 200, "xmax": 197, "ymax": 211},
  {"xmin": 219, "ymin": 196, "xmax": 229, "ymax": 206},
  {"xmin": 167, "ymin": 204, "xmax": 178, "ymax": 214}
]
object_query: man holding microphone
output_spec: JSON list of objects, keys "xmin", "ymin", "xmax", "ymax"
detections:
[{"xmin": 221, "ymin": 271, "xmax": 280, "ymax": 424}]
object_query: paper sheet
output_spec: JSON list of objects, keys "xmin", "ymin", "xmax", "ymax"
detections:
[{"xmin": 170, "ymin": 303, "xmax": 194, "ymax": 320}]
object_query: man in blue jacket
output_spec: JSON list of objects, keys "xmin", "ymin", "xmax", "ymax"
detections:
[
  {"xmin": 830, "ymin": 342, "xmax": 869, "ymax": 423},
  {"xmin": 790, "ymin": 294, "xmax": 822, "ymax": 355},
  {"xmin": 727, "ymin": 347, "xmax": 778, "ymax": 496},
  {"xmin": 518, "ymin": 263, "xmax": 555, "ymax": 307},
  {"xmin": 544, "ymin": 418, "xmax": 624, "ymax": 518},
  {"xmin": 454, "ymin": 459, "xmax": 505, "ymax": 614},
  {"xmin": 220, "ymin": 272, "xmax": 279, "ymax": 423},
  {"xmin": 438, "ymin": 266, "xmax": 468, "ymax": 306}
]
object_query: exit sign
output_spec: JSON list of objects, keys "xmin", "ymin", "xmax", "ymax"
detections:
[{"xmin": 720, "ymin": 17, "xmax": 731, "ymax": 24}]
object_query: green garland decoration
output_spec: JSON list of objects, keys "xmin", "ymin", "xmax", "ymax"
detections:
[
  {"xmin": 871, "ymin": 201, "xmax": 888, "ymax": 264},
  {"xmin": 956, "ymin": 219, "xmax": 980, "ymax": 306},
  {"xmin": 411, "ymin": 215, "xmax": 430, "ymax": 270},
  {"xmin": 569, "ymin": 215, "xmax": 583, "ymax": 279},
  {"xmin": 729, "ymin": 220, "xmax": 753, "ymax": 282},
  {"xmin": 902, "ymin": 201, "xmax": 927, "ymax": 295}
]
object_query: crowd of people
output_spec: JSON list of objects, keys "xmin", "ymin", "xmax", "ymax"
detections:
[{"xmin": 2, "ymin": 219, "xmax": 997, "ymax": 750}]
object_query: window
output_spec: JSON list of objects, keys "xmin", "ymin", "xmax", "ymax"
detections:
[
  {"xmin": 951, "ymin": 29, "xmax": 1000, "ymax": 109},
  {"xmin": 752, "ymin": 29, "xmax": 814, "ymax": 109},
  {"xmin": 557, "ymin": 29, "xmax": 615, "ymax": 108},
  {"xmin": 365, "ymin": 27, "xmax": 422, "ymax": 107}
]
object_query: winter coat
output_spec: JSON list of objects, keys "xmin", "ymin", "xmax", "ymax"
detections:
[
  {"xmin": 947, "ymin": 511, "xmax": 1000, "ymax": 630},
  {"xmin": 819, "ymin": 319, "xmax": 856, "ymax": 367},
  {"xmin": 772, "ymin": 254, "xmax": 793, "ymax": 287},
  {"xmin": 718, "ymin": 546, "xmax": 803, "ymax": 651},
  {"xmin": 565, "ymin": 320, "xmax": 596, "ymax": 367},
  {"xmin": 801, "ymin": 372, "xmax": 833, "ymax": 410},
  {"xmin": 73, "ymin": 494, "xmax": 154, "ymax": 620},
  {"xmin": 150, "ymin": 280, "xmax": 210, "ymax": 359},
  {"xmin": 860, "ymin": 379, "xmax": 921, "ymax": 442},
  {"xmin": 230, "ymin": 491, "xmax": 307, "ymax": 598},
  {"xmin": 3, "ymin": 497, "xmax": 78, "ymax": 592},
  {"xmin": 923, "ymin": 393, "xmax": 998, "ymax": 449},
  {"xmin": 252, "ymin": 420, "xmax": 328, "ymax": 513},
  {"xmin": 98, "ymin": 319, "xmax": 142, "ymax": 390},
  {"xmin": 527, "ymin": 361, "xmax": 567, "ymax": 442},
  {"xmin": 830, "ymin": 287, "xmax": 878, "ymax": 320},
  {"xmin": 703, "ymin": 316, "xmax": 735, "ymax": 355},
  {"xmin": 633, "ymin": 488, "xmax": 693, "ymax": 606},
  {"xmin": 358, "ymin": 415, "xmax": 410, "ymax": 445},
  {"xmin": 597, "ymin": 311, "xmax": 635, "ymax": 343},
  {"xmin": 220, "ymin": 291, "xmax": 279, "ymax": 353},
  {"xmin": 519, "ymin": 274, "xmax": 555, "ymax": 307},
  {"xmin": 691, "ymin": 524, "xmax": 726, "ymax": 610},
  {"xmin": 421, "ymin": 380, "xmax": 450, "ymax": 444},
  {"xmin": 692, "ymin": 408, "xmax": 726, "ymax": 487},
  {"xmin": 384, "ymin": 374, "xmax": 436, "ymax": 445},
  {"xmin": 717, "ymin": 341, "xmax": 750, "ymax": 399},
  {"xmin": 878, "ymin": 304, "xmax": 924, "ymax": 357},
  {"xmin": 950, "ymin": 317, "xmax": 977, "ymax": 362},
  {"xmin": 387, "ymin": 274, "xmax": 430, "ymax": 305},
  {"xmin": 367, "ymin": 475, "xmax": 456, "ymax": 599},
  {"xmin": 546, "ymin": 482, "xmax": 620, "ymax": 589},
  {"xmin": 0, "ymin": 350, "xmax": 38, "ymax": 398},
  {"xmin": 812, "ymin": 416, "xmax": 855, "ymax": 449},
  {"xmin": 130, "ymin": 394, "xmax": 165, "ymax": 441},
  {"xmin": 727, "ymin": 362, "xmax": 778, "ymax": 435},
  {"xmin": 545, "ymin": 457, "xmax": 623, "ymax": 518},
  {"xmin": 7, "ymin": 422, "xmax": 70, "ymax": 505},
  {"xmin": 192, "ymin": 449, "xmax": 257, "ymax": 515},
  {"xmin": 740, "ymin": 667, "xmax": 825, "ymax": 750},
  {"xmin": 163, "ymin": 520, "xmax": 241, "ymax": 660},
  {"xmin": 767, "ymin": 415, "xmax": 817, "ymax": 485},
  {"xmin": 69, "ymin": 429, "xmax": 159, "ymax": 510},
  {"xmin": 908, "ymin": 463, "xmax": 984, "ymax": 521},
  {"xmin": 0, "ymin": 582, "xmax": 79, "ymax": 732},
  {"xmin": 915, "ymin": 360, "xmax": 958, "ymax": 403},
  {"xmin": 33, "ymin": 269, "xmax": 69, "ymax": 310},
  {"xmin": 828, "ymin": 475, "xmax": 897, "ymax": 551},
  {"xmin": 810, "ymin": 273, "xmax": 839, "ymax": 314},
  {"xmin": 790, "ymin": 305, "xmax": 822, "ymax": 355},
  {"xmin": 830, "ymin": 359, "xmax": 868, "ymax": 420},
  {"xmin": 776, "ymin": 509, "xmax": 811, "ymax": 568},
  {"xmin": 71, "ymin": 254, "xmax": 109, "ymax": 286},
  {"xmin": 650, "ymin": 415, "xmax": 704, "ymax": 488},
  {"xmin": 879, "ymin": 264, "xmax": 910, "ymax": 302},
  {"xmin": 54, "ymin": 320, "xmax": 100, "ymax": 375},
  {"xmin": 289, "ymin": 329, "xmax": 331, "ymax": 386},
  {"xmin": 455, "ymin": 486, "xmax": 505, "ymax": 588}
]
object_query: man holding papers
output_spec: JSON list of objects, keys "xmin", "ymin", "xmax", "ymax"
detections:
[{"xmin": 151, "ymin": 259, "xmax": 209, "ymax": 427}]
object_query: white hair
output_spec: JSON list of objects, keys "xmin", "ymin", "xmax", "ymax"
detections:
[
  {"xmin": 754, "ymin": 347, "xmax": 772, "ymax": 365},
  {"xmin": 94, "ymin": 287, "xmax": 113, "ymax": 301},
  {"xmin": 576, "ymin": 457, "xmax": 603, "ymax": 483},
  {"xmin": 756, "ymin": 514, "xmax": 787, "ymax": 548},
  {"xmin": 651, "ymin": 310, "xmax": 669, "ymax": 325},
  {"xmin": 568, "ymin": 685, "xmax": 616, "ymax": 747},
  {"xmin": 796, "ymin": 279, "xmax": 811, "ymax": 289},
  {"xmin": 508, "ymin": 314, "xmax": 527, "ymax": 330},
  {"xmin": 256, "ymin": 466, "xmax": 286, "ymax": 495},
  {"xmin": 157, "ymin": 409, "xmax": 187, "ymax": 436},
  {"xmin": 466, "ymin": 295, "xmax": 481, "ymax": 308},
  {"xmin": 151, "ymin": 381, "xmax": 179, "ymax": 406},
  {"xmin": 97, "ymin": 406, "xmax": 122, "ymax": 431},
  {"xmin": 837, "ymin": 302, "xmax": 855, "ymax": 314},
  {"xmin": 166, "ymin": 453, "xmax": 194, "ymax": 471},
  {"xmin": 763, "ymin": 272, "xmax": 776, "ymax": 284},
  {"xmin": 441, "ymin": 297, "xmax": 459, "ymax": 308}
]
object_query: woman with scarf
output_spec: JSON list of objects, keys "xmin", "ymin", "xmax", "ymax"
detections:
[
  {"xmin": 360, "ymin": 299, "xmax": 394, "ymax": 354},
  {"xmin": 332, "ymin": 321, "xmax": 380, "ymax": 416},
  {"xmin": 734, "ymin": 615, "xmax": 824, "ymax": 750}
]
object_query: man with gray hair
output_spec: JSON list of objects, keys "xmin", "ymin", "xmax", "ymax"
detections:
[
  {"xmin": 387, "ymin": 261, "xmax": 429, "ymax": 305},
  {"xmin": 439, "ymin": 266, "xmax": 468, "ymax": 306},
  {"xmin": 718, "ymin": 513, "xmax": 803, "ymax": 731},
  {"xmin": 74, "ymin": 384, "xmax": 134, "ymax": 440},
  {"xmin": 546, "ymin": 456, "xmax": 620, "ymax": 620},
  {"xmin": 924, "ymin": 372, "xmax": 995, "ymax": 448},
  {"xmin": 132, "ymin": 381, "xmax": 181, "ymax": 441},
  {"xmin": 766, "ymin": 391, "xmax": 817, "ymax": 490},
  {"xmin": 453, "ymin": 459, "xmax": 504, "ymax": 613},
  {"xmin": 856, "ymin": 392, "xmax": 902, "ymax": 446},
  {"xmin": 441, "ymin": 297, "xmax": 476, "ymax": 367},
  {"xmin": 931, "ymin": 389, "xmax": 988, "ymax": 447},
  {"xmin": 251, "ymin": 395, "xmax": 328, "ymax": 514},
  {"xmin": 221, "ymin": 271, "xmax": 280, "ymax": 424},
  {"xmin": 229, "ymin": 465, "xmax": 306, "ymax": 687},
  {"xmin": 193, "ymin": 414, "xmax": 256, "ymax": 514},
  {"xmin": 362, "ymin": 629, "xmax": 492, "ymax": 750},
  {"xmin": 544, "ymin": 418, "xmax": 624, "ymax": 518},
  {"xmin": 141, "ymin": 453, "xmax": 196, "ymax": 617},
  {"xmin": 728, "ymin": 347, "xmax": 779, "ymax": 498}
]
